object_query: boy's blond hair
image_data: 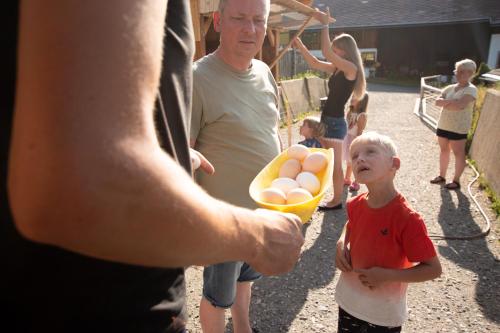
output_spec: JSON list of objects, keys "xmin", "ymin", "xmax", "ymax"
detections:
[
  {"xmin": 351, "ymin": 131, "xmax": 398, "ymax": 157},
  {"xmin": 302, "ymin": 116, "xmax": 326, "ymax": 138}
]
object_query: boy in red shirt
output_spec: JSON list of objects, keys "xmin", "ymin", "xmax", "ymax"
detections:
[{"xmin": 335, "ymin": 132, "xmax": 442, "ymax": 332}]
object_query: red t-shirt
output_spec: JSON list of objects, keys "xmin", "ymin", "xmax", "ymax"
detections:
[
  {"xmin": 346, "ymin": 192, "xmax": 436, "ymax": 270},
  {"xmin": 335, "ymin": 192, "xmax": 438, "ymax": 327}
]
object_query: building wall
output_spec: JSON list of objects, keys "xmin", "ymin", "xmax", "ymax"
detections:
[
  {"xmin": 300, "ymin": 22, "xmax": 491, "ymax": 76},
  {"xmin": 470, "ymin": 90, "xmax": 500, "ymax": 196},
  {"xmin": 487, "ymin": 34, "xmax": 500, "ymax": 68}
]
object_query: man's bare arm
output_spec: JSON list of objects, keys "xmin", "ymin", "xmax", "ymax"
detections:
[{"xmin": 8, "ymin": 0, "xmax": 303, "ymax": 272}]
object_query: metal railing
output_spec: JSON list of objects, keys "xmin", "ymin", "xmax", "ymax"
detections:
[{"xmin": 416, "ymin": 75, "xmax": 444, "ymax": 129}]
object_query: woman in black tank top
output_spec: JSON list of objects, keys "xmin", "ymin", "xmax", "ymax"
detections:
[{"xmin": 293, "ymin": 8, "xmax": 366, "ymax": 210}]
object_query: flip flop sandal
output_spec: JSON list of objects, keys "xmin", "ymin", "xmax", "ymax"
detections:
[
  {"xmin": 445, "ymin": 181, "xmax": 461, "ymax": 190},
  {"xmin": 430, "ymin": 176, "xmax": 446, "ymax": 184}
]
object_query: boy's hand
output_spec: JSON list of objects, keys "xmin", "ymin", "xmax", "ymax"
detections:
[
  {"xmin": 335, "ymin": 241, "xmax": 352, "ymax": 272},
  {"xmin": 354, "ymin": 267, "xmax": 390, "ymax": 289}
]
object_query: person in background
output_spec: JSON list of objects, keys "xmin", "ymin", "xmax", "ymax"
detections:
[
  {"xmin": 190, "ymin": 0, "xmax": 292, "ymax": 332},
  {"xmin": 293, "ymin": 7, "xmax": 366, "ymax": 211},
  {"xmin": 430, "ymin": 59, "xmax": 477, "ymax": 190},
  {"xmin": 298, "ymin": 116, "xmax": 325, "ymax": 148},
  {"xmin": 343, "ymin": 93, "xmax": 369, "ymax": 192},
  {"xmin": 335, "ymin": 132, "xmax": 442, "ymax": 332},
  {"xmin": 1, "ymin": 1, "xmax": 303, "ymax": 332}
]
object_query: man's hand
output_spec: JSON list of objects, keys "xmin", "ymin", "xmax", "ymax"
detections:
[
  {"xmin": 247, "ymin": 209, "xmax": 304, "ymax": 276},
  {"xmin": 335, "ymin": 240, "xmax": 352, "ymax": 272},
  {"xmin": 189, "ymin": 148, "xmax": 215, "ymax": 174},
  {"xmin": 354, "ymin": 267, "xmax": 391, "ymax": 290}
]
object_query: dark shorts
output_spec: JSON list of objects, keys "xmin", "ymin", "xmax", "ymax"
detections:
[
  {"xmin": 203, "ymin": 261, "xmax": 261, "ymax": 308},
  {"xmin": 436, "ymin": 128, "xmax": 467, "ymax": 140},
  {"xmin": 321, "ymin": 115, "xmax": 347, "ymax": 141},
  {"xmin": 338, "ymin": 307, "xmax": 402, "ymax": 333}
]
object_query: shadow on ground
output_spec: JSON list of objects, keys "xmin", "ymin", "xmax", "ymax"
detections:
[
  {"xmin": 436, "ymin": 187, "xmax": 500, "ymax": 323},
  {"xmin": 238, "ymin": 191, "xmax": 349, "ymax": 332}
]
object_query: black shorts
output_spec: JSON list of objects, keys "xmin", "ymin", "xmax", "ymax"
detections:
[
  {"xmin": 436, "ymin": 128, "xmax": 467, "ymax": 140},
  {"xmin": 338, "ymin": 307, "xmax": 402, "ymax": 332}
]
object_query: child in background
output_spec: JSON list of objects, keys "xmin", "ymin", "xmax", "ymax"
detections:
[
  {"xmin": 343, "ymin": 93, "xmax": 369, "ymax": 192},
  {"xmin": 335, "ymin": 132, "xmax": 442, "ymax": 333},
  {"xmin": 298, "ymin": 116, "xmax": 325, "ymax": 148}
]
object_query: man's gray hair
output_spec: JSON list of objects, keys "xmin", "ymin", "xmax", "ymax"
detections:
[{"xmin": 218, "ymin": 0, "xmax": 270, "ymax": 14}]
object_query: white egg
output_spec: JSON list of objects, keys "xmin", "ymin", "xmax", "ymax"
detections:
[
  {"xmin": 271, "ymin": 177, "xmax": 299, "ymax": 194},
  {"xmin": 296, "ymin": 172, "xmax": 321, "ymax": 195},
  {"xmin": 279, "ymin": 159, "xmax": 302, "ymax": 179},
  {"xmin": 259, "ymin": 188, "xmax": 286, "ymax": 205},
  {"xmin": 302, "ymin": 152, "xmax": 328, "ymax": 173},
  {"xmin": 286, "ymin": 188, "xmax": 314, "ymax": 204},
  {"xmin": 287, "ymin": 144, "xmax": 310, "ymax": 161}
]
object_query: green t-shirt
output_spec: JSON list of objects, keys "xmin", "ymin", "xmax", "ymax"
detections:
[{"xmin": 191, "ymin": 54, "xmax": 280, "ymax": 208}]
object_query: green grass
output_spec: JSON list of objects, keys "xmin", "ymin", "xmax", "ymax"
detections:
[
  {"xmin": 468, "ymin": 159, "xmax": 500, "ymax": 217},
  {"xmin": 280, "ymin": 71, "xmax": 324, "ymax": 81},
  {"xmin": 466, "ymin": 84, "xmax": 500, "ymax": 216},
  {"xmin": 467, "ymin": 83, "xmax": 500, "ymax": 152},
  {"xmin": 279, "ymin": 110, "xmax": 320, "ymax": 129}
]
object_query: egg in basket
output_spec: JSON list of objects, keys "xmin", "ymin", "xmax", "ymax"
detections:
[{"xmin": 249, "ymin": 145, "xmax": 334, "ymax": 223}]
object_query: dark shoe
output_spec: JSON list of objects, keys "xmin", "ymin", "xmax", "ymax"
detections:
[
  {"xmin": 318, "ymin": 203, "xmax": 343, "ymax": 211},
  {"xmin": 444, "ymin": 181, "xmax": 460, "ymax": 190},
  {"xmin": 430, "ymin": 176, "xmax": 446, "ymax": 184}
]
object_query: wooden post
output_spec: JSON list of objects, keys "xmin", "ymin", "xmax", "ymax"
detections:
[
  {"xmin": 269, "ymin": 16, "xmax": 312, "ymax": 70},
  {"xmin": 190, "ymin": 0, "xmax": 205, "ymax": 60},
  {"xmin": 271, "ymin": 29, "xmax": 281, "ymax": 79},
  {"xmin": 280, "ymin": 86, "xmax": 293, "ymax": 147}
]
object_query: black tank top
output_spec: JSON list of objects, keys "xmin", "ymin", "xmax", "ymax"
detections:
[
  {"xmin": 1, "ymin": 2, "xmax": 190, "ymax": 332},
  {"xmin": 322, "ymin": 71, "xmax": 356, "ymax": 118}
]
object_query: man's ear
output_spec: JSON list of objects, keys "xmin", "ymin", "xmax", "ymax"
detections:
[
  {"xmin": 213, "ymin": 12, "xmax": 221, "ymax": 33},
  {"xmin": 392, "ymin": 156, "xmax": 401, "ymax": 171}
]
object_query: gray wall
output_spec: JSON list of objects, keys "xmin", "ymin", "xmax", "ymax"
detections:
[{"xmin": 470, "ymin": 89, "xmax": 500, "ymax": 196}]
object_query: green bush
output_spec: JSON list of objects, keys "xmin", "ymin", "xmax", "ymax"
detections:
[{"xmin": 472, "ymin": 62, "xmax": 491, "ymax": 85}]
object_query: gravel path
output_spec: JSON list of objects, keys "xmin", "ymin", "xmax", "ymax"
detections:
[{"xmin": 185, "ymin": 83, "xmax": 500, "ymax": 333}]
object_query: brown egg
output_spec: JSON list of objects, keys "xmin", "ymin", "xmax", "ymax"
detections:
[
  {"xmin": 279, "ymin": 159, "xmax": 302, "ymax": 179},
  {"xmin": 302, "ymin": 152, "xmax": 328, "ymax": 173},
  {"xmin": 259, "ymin": 188, "xmax": 286, "ymax": 205},
  {"xmin": 287, "ymin": 144, "xmax": 310, "ymax": 161},
  {"xmin": 296, "ymin": 172, "xmax": 321, "ymax": 195},
  {"xmin": 286, "ymin": 188, "xmax": 313, "ymax": 205}
]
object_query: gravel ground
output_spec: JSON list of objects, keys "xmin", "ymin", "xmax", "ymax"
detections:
[{"xmin": 185, "ymin": 83, "xmax": 500, "ymax": 333}]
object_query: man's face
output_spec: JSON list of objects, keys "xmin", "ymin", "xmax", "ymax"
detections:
[{"xmin": 215, "ymin": 0, "xmax": 268, "ymax": 60}]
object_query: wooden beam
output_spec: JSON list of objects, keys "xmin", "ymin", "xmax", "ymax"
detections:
[
  {"xmin": 267, "ymin": 28, "xmax": 275, "ymax": 48},
  {"xmin": 269, "ymin": 15, "xmax": 312, "ymax": 70},
  {"xmin": 203, "ymin": 16, "xmax": 213, "ymax": 36},
  {"xmin": 271, "ymin": 0, "xmax": 317, "ymax": 15},
  {"xmin": 190, "ymin": 0, "xmax": 201, "ymax": 42}
]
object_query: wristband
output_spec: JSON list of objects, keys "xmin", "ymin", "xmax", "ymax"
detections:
[{"xmin": 322, "ymin": 24, "xmax": 329, "ymax": 29}]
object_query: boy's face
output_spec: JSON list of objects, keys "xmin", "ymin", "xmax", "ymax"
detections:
[{"xmin": 350, "ymin": 141, "xmax": 400, "ymax": 185}]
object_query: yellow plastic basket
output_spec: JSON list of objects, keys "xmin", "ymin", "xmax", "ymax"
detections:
[{"xmin": 249, "ymin": 147, "xmax": 334, "ymax": 223}]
